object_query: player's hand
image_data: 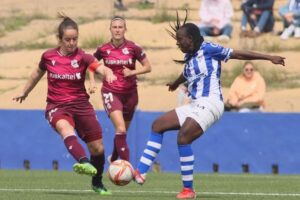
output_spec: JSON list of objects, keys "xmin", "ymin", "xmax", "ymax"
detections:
[
  {"xmin": 104, "ymin": 67, "xmax": 117, "ymax": 83},
  {"xmin": 12, "ymin": 93, "xmax": 27, "ymax": 103},
  {"xmin": 250, "ymin": 13, "xmax": 256, "ymax": 21},
  {"xmin": 88, "ymin": 85, "xmax": 97, "ymax": 94},
  {"xmin": 284, "ymin": 13, "xmax": 294, "ymax": 23},
  {"xmin": 271, "ymin": 56, "xmax": 285, "ymax": 66},
  {"xmin": 123, "ymin": 66, "xmax": 133, "ymax": 77},
  {"xmin": 166, "ymin": 81, "xmax": 179, "ymax": 92}
]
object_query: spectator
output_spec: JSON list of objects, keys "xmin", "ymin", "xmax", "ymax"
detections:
[
  {"xmin": 198, "ymin": 0, "xmax": 234, "ymax": 42},
  {"xmin": 279, "ymin": 0, "xmax": 300, "ymax": 40},
  {"xmin": 114, "ymin": 0, "xmax": 127, "ymax": 11},
  {"xmin": 240, "ymin": 0, "xmax": 275, "ymax": 38},
  {"xmin": 225, "ymin": 62, "xmax": 266, "ymax": 112}
]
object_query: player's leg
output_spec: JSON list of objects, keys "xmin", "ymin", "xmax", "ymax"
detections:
[
  {"xmin": 135, "ymin": 109, "xmax": 180, "ymax": 184},
  {"xmin": 87, "ymin": 139, "xmax": 111, "ymax": 195},
  {"xmin": 107, "ymin": 90, "xmax": 138, "ymax": 162},
  {"xmin": 46, "ymin": 108, "xmax": 96, "ymax": 176},
  {"xmin": 113, "ymin": 90, "xmax": 138, "ymax": 161},
  {"xmin": 176, "ymin": 118, "xmax": 203, "ymax": 199},
  {"xmin": 176, "ymin": 98, "xmax": 224, "ymax": 199},
  {"xmin": 76, "ymin": 113, "xmax": 111, "ymax": 195},
  {"xmin": 101, "ymin": 90, "xmax": 129, "ymax": 162},
  {"xmin": 109, "ymin": 110, "xmax": 129, "ymax": 161}
]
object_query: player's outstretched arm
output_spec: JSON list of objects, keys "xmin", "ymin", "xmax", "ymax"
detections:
[
  {"xmin": 230, "ymin": 50, "xmax": 285, "ymax": 66},
  {"xmin": 13, "ymin": 67, "xmax": 46, "ymax": 103}
]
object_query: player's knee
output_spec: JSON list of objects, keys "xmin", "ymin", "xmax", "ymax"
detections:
[
  {"xmin": 152, "ymin": 119, "xmax": 164, "ymax": 133},
  {"xmin": 115, "ymin": 126, "xmax": 126, "ymax": 133},
  {"xmin": 88, "ymin": 143, "xmax": 104, "ymax": 155},
  {"xmin": 177, "ymin": 134, "xmax": 191, "ymax": 145},
  {"xmin": 56, "ymin": 120, "xmax": 74, "ymax": 135}
]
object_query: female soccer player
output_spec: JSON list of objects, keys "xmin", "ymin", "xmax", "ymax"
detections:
[
  {"xmin": 89, "ymin": 16, "xmax": 151, "ymax": 162},
  {"xmin": 134, "ymin": 11, "xmax": 285, "ymax": 199},
  {"xmin": 13, "ymin": 14, "xmax": 115, "ymax": 195}
]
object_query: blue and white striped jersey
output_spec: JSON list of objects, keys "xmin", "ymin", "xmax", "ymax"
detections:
[{"xmin": 183, "ymin": 42, "xmax": 233, "ymax": 101}]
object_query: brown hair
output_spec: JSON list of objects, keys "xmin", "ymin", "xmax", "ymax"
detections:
[{"xmin": 57, "ymin": 12, "xmax": 78, "ymax": 40}]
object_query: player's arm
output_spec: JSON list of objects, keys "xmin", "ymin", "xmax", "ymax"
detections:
[
  {"xmin": 230, "ymin": 50, "xmax": 285, "ymax": 66},
  {"xmin": 166, "ymin": 73, "xmax": 186, "ymax": 92},
  {"xmin": 88, "ymin": 69, "xmax": 97, "ymax": 94},
  {"xmin": 13, "ymin": 67, "xmax": 46, "ymax": 103},
  {"xmin": 123, "ymin": 57, "xmax": 152, "ymax": 77},
  {"xmin": 88, "ymin": 61, "xmax": 116, "ymax": 84}
]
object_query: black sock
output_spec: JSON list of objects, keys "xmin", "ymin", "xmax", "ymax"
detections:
[
  {"xmin": 79, "ymin": 157, "xmax": 89, "ymax": 163},
  {"xmin": 92, "ymin": 176, "xmax": 103, "ymax": 187}
]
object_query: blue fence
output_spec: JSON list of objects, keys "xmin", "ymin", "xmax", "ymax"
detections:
[{"xmin": 0, "ymin": 109, "xmax": 299, "ymax": 174}]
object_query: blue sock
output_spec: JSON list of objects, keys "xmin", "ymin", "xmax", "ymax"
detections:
[
  {"xmin": 137, "ymin": 132, "xmax": 163, "ymax": 174},
  {"xmin": 178, "ymin": 144, "xmax": 194, "ymax": 189}
]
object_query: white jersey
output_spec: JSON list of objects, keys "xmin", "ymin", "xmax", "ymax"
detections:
[{"xmin": 183, "ymin": 42, "xmax": 233, "ymax": 101}]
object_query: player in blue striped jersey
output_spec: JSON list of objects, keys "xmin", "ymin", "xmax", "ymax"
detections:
[{"xmin": 134, "ymin": 11, "xmax": 285, "ymax": 199}]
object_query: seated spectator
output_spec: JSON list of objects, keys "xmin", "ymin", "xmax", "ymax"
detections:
[
  {"xmin": 225, "ymin": 62, "xmax": 266, "ymax": 112},
  {"xmin": 240, "ymin": 0, "xmax": 275, "ymax": 38},
  {"xmin": 198, "ymin": 0, "xmax": 234, "ymax": 43},
  {"xmin": 114, "ymin": 0, "xmax": 127, "ymax": 11},
  {"xmin": 279, "ymin": 0, "xmax": 300, "ymax": 40}
]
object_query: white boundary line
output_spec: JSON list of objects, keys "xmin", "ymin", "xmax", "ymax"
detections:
[{"xmin": 0, "ymin": 188, "xmax": 300, "ymax": 197}]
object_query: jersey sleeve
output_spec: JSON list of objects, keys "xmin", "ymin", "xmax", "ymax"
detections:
[
  {"xmin": 38, "ymin": 53, "xmax": 47, "ymax": 71},
  {"xmin": 133, "ymin": 44, "xmax": 146, "ymax": 62},
  {"xmin": 93, "ymin": 48, "xmax": 103, "ymax": 61},
  {"xmin": 204, "ymin": 43, "xmax": 233, "ymax": 62},
  {"xmin": 83, "ymin": 53, "xmax": 99, "ymax": 71}
]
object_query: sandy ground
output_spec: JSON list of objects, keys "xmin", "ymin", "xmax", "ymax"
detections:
[{"xmin": 1, "ymin": 0, "xmax": 300, "ymax": 112}]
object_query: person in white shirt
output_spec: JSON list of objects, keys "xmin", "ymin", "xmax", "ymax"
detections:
[
  {"xmin": 279, "ymin": 0, "xmax": 300, "ymax": 39},
  {"xmin": 198, "ymin": 0, "xmax": 234, "ymax": 42}
]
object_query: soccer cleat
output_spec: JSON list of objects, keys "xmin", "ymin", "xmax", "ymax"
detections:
[
  {"xmin": 134, "ymin": 169, "xmax": 146, "ymax": 185},
  {"xmin": 176, "ymin": 188, "xmax": 196, "ymax": 199},
  {"xmin": 92, "ymin": 185, "xmax": 112, "ymax": 195},
  {"xmin": 73, "ymin": 162, "xmax": 97, "ymax": 176}
]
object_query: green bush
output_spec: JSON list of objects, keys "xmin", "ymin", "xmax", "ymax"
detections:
[
  {"xmin": 81, "ymin": 35, "xmax": 107, "ymax": 49},
  {"xmin": 152, "ymin": 8, "xmax": 176, "ymax": 24}
]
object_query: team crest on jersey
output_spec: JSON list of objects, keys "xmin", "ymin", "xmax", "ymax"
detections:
[
  {"xmin": 107, "ymin": 50, "xmax": 111, "ymax": 55},
  {"xmin": 51, "ymin": 60, "xmax": 56, "ymax": 66},
  {"xmin": 71, "ymin": 59, "xmax": 79, "ymax": 68},
  {"xmin": 122, "ymin": 48, "xmax": 129, "ymax": 55}
]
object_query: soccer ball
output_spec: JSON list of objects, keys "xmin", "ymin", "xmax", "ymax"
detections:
[{"xmin": 108, "ymin": 160, "xmax": 135, "ymax": 186}]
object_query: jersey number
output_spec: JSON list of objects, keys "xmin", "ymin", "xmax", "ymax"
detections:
[{"xmin": 103, "ymin": 92, "xmax": 113, "ymax": 109}]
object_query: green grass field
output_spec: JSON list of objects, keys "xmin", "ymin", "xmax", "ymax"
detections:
[{"xmin": 0, "ymin": 170, "xmax": 300, "ymax": 200}]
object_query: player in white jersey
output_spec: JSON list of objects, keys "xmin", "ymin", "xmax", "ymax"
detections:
[{"xmin": 134, "ymin": 11, "xmax": 285, "ymax": 199}]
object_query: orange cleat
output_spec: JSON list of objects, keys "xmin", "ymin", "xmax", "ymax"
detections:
[{"xmin": 176, "ymin": 188, "xmax": 196, "ymax": 199}]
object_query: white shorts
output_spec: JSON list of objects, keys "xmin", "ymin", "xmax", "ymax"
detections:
[{"xmin": 175, "ymin": 97, "xmax": 224, "ymax": 132}]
